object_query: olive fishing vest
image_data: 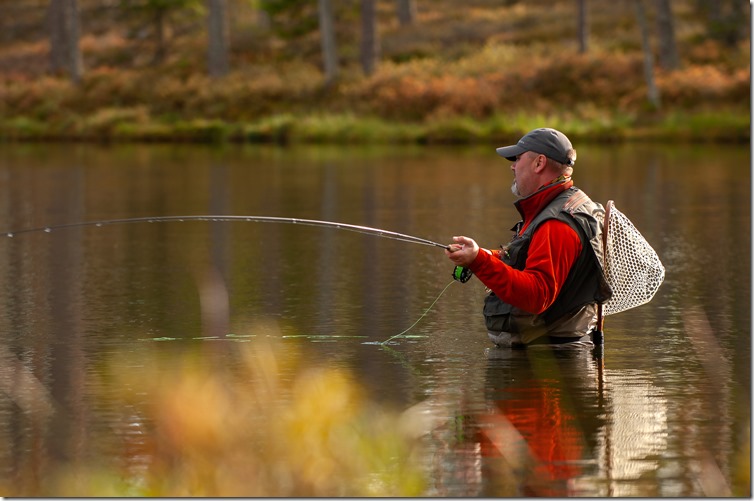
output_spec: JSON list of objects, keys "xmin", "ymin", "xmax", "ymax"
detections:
[{"xmin": 483, "ymin": 187, "xmax": 613, "ymax": 336}]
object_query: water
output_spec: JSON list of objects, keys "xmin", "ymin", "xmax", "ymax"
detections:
[{"xmin": 0, "ymin": 142, "xmax": 749, "ymax": 496}]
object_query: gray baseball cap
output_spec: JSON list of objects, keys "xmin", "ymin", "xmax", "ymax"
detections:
[{"xmin": 496, "ymin": 128, "xmax": 574, "ymax": 166}]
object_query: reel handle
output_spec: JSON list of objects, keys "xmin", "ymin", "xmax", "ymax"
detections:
[{"xmin": 452, "ymin": 266, "xmax": 472, "ymax": 283}]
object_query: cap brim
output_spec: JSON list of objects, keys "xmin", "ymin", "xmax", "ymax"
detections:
[{"xmin": 495, "ymin": 144, "xmax": 525, "ymax": 162}]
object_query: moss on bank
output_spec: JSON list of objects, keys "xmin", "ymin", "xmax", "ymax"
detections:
[{"xmin": 0, "ymin": 108, "xmax": 747, "ymax": 145}]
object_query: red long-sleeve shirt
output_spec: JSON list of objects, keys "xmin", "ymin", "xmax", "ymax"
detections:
[{"xmin": 467, "ymin": 180, "xmax": 582, "ymax": 315}]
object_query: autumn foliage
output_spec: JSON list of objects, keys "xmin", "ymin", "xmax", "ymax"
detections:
[{"xmin": 0, "ymin": 0, "xmax": 748, "ymax": 142}]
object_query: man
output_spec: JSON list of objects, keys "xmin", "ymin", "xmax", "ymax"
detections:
[{"xmin": 446, "ymin": 128, "xmax": 612, "ymax": 349}]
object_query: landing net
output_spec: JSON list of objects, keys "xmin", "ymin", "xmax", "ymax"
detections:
[{"xmin": 602, "ymin": 202, "xmax": 665, "ymax": 316}]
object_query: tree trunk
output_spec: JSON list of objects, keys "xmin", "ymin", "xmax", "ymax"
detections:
[
  {"xmin": 48, "ymin": 0, "xmax": 66, "ymax": 74},
  {"xmin": 656, "ymin": 0, "xmax": 680, "ymax": 70},
  {"xmin": 207, "ymin": 0, "xmax": 230, "ymax": 77},
  {"xmin": 152, "ymin": 8, "xmax": 167, "ymax": 65},
  {"xmin": 577, "ymin": 0, "xmax": 588, "ymax": 54},
  {"xmin": 48, "ymin": 0, "xmax": 83, "ymax": 83},
  {"xmin": 634, "ymin": 0, "xmax": 661, "ymax": 109},
  {"xmin": 722, "ymin": 0, "xmax": 746, "ymax": 48},
  {"xmin": 360, "ymin": 0, "xmax": 379, "ymax": 76},
  {"xmin": 318, "ymin": 0, "xmax": 339, "ymax": 86},
  {"xmin": 396, "ymin": 0, "xmax": 416, "ymax": 26},
  {"xmin": 64, "ymin": 0, "xmax": 83, "ymax": 83}
]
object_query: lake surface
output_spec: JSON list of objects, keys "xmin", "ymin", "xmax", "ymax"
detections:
[{"xmin": 0, "ymin": 141, "xmax": 749, "ymax": 496}]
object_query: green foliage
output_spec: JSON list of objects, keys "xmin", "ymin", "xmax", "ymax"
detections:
[
  {"xmin": 693, "ymin": 0, "xmax": 749, "ymax": 47},
  {"xmin": 0, "ymin": 116, "xmax": 47, "ymax": 139},
  {"xmin": 119, "ymin": 0, "xmax": 205, "ymax": 19},
  {"xmin": 421, "ymin": 116, "xmax": 486, "ymax": 144},
  {"xmin": 654, "ymin": 111, "xmax": 750, "ymax": 142},
  {"xmin": 259, "ymin": 0, "xmax": 319, "ymax": 39},
  {"xmin": 243, "ymin": 113, "xmax": 297, "ymax": 142},
  {"xmin": 82, "ymin": 106, "xmax": 151, "ymax": 136},
  {"xmin": 295, "ymin": 113, "xmax": 422, "ymax": 143}
]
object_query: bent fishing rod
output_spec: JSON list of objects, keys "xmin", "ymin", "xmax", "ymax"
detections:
[
  {"xmin": 3, "ymin": 214, "xmax": 475, "ymax": 283},
  {"xmin": 4, "ymin": 214, "xmax": 474, "ymax": 342},
  {"xmin": 4, "ymin": 213, "xmax": 453, "ymax": 247},
  {"xmin": 3, "ymin": 214, "xmax": 473, "ymax": 283}
]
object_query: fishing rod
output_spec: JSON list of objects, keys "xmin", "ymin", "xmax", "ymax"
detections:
[
  {"xmin": 4, "ymin": 214, "xmax": 473, "ymax": 343},
  {"xmin": 3, "ymin": 214, "xmax": 475, "ymax": 284},
  {"xmin": 3, "ymin": 214, "xmax": 453, "ymax": 250}
]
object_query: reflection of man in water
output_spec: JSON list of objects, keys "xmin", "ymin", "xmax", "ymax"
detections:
[
  {"xmin": 476, "ymin": 349, "xmax": 607, "ymax": 497},
  {"xmin": 445, "ymin": 128, "xmax": 612, "ymax": 348}
]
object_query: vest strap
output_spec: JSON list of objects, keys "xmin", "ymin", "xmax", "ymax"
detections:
[{"xmin": 562, "ymin": 189, "xmax": 591, "ymax": 213}]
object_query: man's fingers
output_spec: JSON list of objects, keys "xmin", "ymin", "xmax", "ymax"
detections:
[{"xmin": 452, "ymin": 235, "xmax": 474, "ymax": 246}]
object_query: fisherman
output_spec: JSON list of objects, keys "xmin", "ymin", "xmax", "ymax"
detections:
[{"xmin": 446, "ymin": 128, "xmax": 612, "ymax": 349}]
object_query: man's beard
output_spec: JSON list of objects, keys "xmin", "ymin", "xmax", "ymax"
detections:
[{"xmin": 511, "ymin": 180, "xmax": 522, "ymax": 198}]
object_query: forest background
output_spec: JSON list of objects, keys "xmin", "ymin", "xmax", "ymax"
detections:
[{"xmin": 0, "ymin": 0, "xmax": 749, "ymax": 145}]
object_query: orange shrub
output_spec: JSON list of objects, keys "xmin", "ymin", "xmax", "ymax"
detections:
[
  {"xmin": 656, "ymin": 65, "xmax": 750, "ymax": 107},
  {"xmin": 360, "ymin": 73, "xmax": 500, "ymax": 121},
  {"xmin": 517, "ymin": 51, "xmax": 644, "ymax": 108},
  {"xmin": 0, "ymin": 75, "xmax": 75, "ymax": 119}
]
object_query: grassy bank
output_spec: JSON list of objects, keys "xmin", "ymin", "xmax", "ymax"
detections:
[
  {"xmin": 1, "ymin": 108, "xmax": 747, "ymax": 145},
  {"xmin": 0, "ymin": 0, "xmax": 749, "ymax": 144}
]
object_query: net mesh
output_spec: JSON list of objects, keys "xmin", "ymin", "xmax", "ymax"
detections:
[{"xmin": 602, "ymin": 202, "xmax": 665, "ymax": 316}]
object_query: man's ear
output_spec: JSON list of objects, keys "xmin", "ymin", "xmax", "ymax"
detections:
[{"xmin": 533, "ymin": 154, "xmax": 547, "ymax": 173}]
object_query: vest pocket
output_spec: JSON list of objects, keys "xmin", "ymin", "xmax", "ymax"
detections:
[{"xmin": 483, "ymin": 293, "xmax": 514, "ymax": 332}]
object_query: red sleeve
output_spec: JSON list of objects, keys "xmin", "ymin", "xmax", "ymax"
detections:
[{"xmin": 467, "ymin": 220, "xmax": 582, "ymax": 314}]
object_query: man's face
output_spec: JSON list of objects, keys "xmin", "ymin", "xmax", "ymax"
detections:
[{"xmin": 510, "ymin": 151, "xmax": 540, "ymax": 198}]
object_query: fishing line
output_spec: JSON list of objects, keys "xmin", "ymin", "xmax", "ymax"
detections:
[
  {"xmin": 379, "ymin": 279, "xmax": 457, "ymax": 345},
  {"xmin": 3, "ymin": 214, "xmax": 462, "ymax": 346}
]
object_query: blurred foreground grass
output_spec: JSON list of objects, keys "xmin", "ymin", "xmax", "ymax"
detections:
[
  {"xmin": 1, "ymin": 315, "xmax": 750, "ymax": 496},
  {"xmin": 3, "ymin": 338, "xmax": 426, "ymax": 497}
]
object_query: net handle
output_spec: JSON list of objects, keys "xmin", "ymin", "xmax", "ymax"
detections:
[{"xmin": 596, "ymin": 200, "xmax": 614, "ymax": 333}]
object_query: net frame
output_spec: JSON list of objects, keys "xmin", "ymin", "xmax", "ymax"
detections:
[{"xmin": 600, "ymin": 200, "xmax": 665, "ymax": 317}]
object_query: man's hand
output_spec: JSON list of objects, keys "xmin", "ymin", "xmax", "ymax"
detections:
[{"xmin": 444, "ymin": 236, "xmax": 480, "ymax": 267}]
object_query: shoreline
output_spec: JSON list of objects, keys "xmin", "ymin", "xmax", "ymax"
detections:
[{"xmin": 0, "ymin": 110, "xmax": 748, "ymax": 145}]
